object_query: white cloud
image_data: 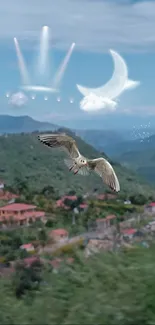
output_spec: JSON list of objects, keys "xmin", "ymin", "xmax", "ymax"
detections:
[
  {"xmin": 0, "ymin": 0, "xmax": 155, "ymax": 52},
  {"xmin": 9, "ymin": 92, "xmax": 28, "ymax": 106},
  {"xmin": 80, "ymin": 93, "xmax": 117, "ymax": 112},
  {"xmin": 123, "ymin": 79, "xmax": 140, "ymax": 91}
]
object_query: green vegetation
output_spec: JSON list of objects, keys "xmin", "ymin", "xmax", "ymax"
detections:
[
  {"xmin": 0, "ymin": 128, "xmax": 155, "ymax": 323},
  {"xmin": 0, "ymin": 130, "xmax": 154, "ymax": 197},
  {"xmin": 0, "ymin": 246, "xmax": 155, "ymax": 323}
]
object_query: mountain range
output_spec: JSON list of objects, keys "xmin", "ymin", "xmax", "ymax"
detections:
[
  {"xmin": 0, "ymin": 114, "xmax": 154, "ymax": 189},
  {"xmin": 0, "ymin": 115, "xmax": 59, "ymax": 134},
  {"xmin": 109, "ymin": 135, "xmax": 155, "ymax": 185}
]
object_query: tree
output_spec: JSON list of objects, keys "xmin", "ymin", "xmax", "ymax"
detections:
[
  {"xmin": 129, "ymin": 194, "xmax": 148, "ymax": 205},
  {"xmin": 12, "ymin": 260, "xmax": 42, "ymax": 298},
  {"xmin": 38, "ymin": 229, "xmax": 47, "ymax": 247}
]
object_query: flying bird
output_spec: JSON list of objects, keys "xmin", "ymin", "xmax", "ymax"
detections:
[{"xmin": 38, "ymin": 133, "xmax": 120, "ymax": 192}]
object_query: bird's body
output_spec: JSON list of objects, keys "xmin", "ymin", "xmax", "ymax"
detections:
[{"xmin": 38, "ymin": 133, "xmax": 120, "ymax": 192}]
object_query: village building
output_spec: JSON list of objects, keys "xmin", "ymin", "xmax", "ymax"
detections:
[
  {"xmin": 20, "ymin": 243, "xmax": 35, "ymax": 252},
  {"xmin": 144, "ymin": 202, "xmax": 155, "ymax": 214},
  {"xmin": 49, "ymin": 228, "xmax": 69, "ymax": 243},
  {"xmin": 0, "ymin": 203, "xmax": 46, "ymax": 226},
  {"xmin": 121, "ymin": 228, "xmax": 137, "ymax": 240},
  {"xmin": 96, "ymin": 215, "xmax": 116, "ymax": 231}
]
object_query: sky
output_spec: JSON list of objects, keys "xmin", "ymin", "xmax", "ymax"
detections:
[{"xmin": 0, "ymin": 0, "xmax": 155, "ymax": 129}]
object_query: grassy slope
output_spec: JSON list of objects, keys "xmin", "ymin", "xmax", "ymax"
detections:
[{"xmin": 0, "ymin": 131, "xmax": 154, "ymax": 196}]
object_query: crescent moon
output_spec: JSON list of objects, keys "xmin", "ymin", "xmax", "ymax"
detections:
[{"xmin": 76, "ymin": 50, "xmax": 128, "ymax": 100}]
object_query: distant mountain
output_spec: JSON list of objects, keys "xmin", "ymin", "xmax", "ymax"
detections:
[
  {"xmin": 0, "ymin": 115, "xmax": 59, "ymax": 134},
  {"xmin": 105, "ymin": 134, "xmax": 155, "ymax": 158},
  {"xmin": 112, "ymin": 135, "xmax": 155, "ymax": 185},
  {"xmin": 76, "ymin": 129, "xmax": 127, "ymax": 152}
]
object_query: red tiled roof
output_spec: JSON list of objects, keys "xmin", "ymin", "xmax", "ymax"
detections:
[
  {"xmin": 51, "ymin": 228, "xmax": 68, "ymax": 236},
  {"xmin": 79, "ymin": 203, "xmax": 88, "ymax": 209},
  {"xmin": 122, "ymin": 228, "xmax": 136, "ymax": 235},
  {"xmin": 106, "ymin": 215, "xmax": 116, "ymax": 220},
  {"xmin": 0, "ymin": 203, "xmax": 36, "ymax": 211},
  {"xmin": 62, "ymin": 195, "xmax": 77, "ymax": 201},
  {"xmin": 20, "ymin": 243, "xmax": 34, "ymax": 250},
  {"xmin": 56, "ymin": 200, "xmax": 70, "ymax": 209},
  {"xmin": 148, "ymin": 202, "xmax": 155, "ymax": 207}
]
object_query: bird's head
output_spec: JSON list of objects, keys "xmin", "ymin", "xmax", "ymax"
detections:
[{"xmin": 78, "ymin": 157, "xmax": 88, "ymax": 167}]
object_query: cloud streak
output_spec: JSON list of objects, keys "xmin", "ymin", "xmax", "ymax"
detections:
[{"xmin": 0, "ymin": 0, "xmax": 155, "ymax": 52}]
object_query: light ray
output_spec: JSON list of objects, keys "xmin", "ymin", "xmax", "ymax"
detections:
[
  {"xmin": 13, "ymin": 37, "xmax": 30, "ymax": 85},
  {"xmin": 37, "ymin": 26, "xmax": 50, "ymax": 76},
  {"xmin": 52, "ymin": 42, "xmax": 75, "ymax": 89}
]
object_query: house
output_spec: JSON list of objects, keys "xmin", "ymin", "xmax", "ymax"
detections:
[
  {"xmin": 144, "ymin": 202, "xmax": 155, "ymax": 214},
  {"xmin": 0, "ymin": 191, "xmax": 18, "ymax": 202},
  {"xmin": 56, "ymin": 195, "xmax": 77, "ymax": 209},
  {"xmin": 96, "ymin": 215, "xmax": 116, "ymax": 231},
  {"xmin": 20, "ymin": 243, "xmax": 35, "ymax": 252},
  {"xmin": 79, "ymin": 203, "xmax": 88, "ymax": 211},
  {"xmin": 49, "ymin": 228, "xmax": 69, "ymax": 243},
  {"xmin": 122, "ymin": 228, "xmax": 136, "ymax": 239},
  {"xmin": 56, "ymin": 199, "xmax": 69, "ymax": 209},
  {"xmin": 106, "ymin": 215, "xmax": 116, "ymax": 227},
  {"xmin": 0, "ymin": 203, "xmax": 46, "ymax": 226},
  {"xmin": 56, "ymin": 195, "xmax": 88, "ymax": 211}
]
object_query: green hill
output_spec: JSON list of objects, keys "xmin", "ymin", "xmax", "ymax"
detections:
[
  {"xmin": 115, "ymin": 148, "xmax": 155, "ymax": 185},
  {"xmin": 0, "ymin": 130, "xmax": 154, "ymax": 196},
  {"xmin": 112, "ymin": 135, "xmax": 155, "ymax": 185}
]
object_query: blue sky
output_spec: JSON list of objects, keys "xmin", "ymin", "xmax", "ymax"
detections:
[{"xmin": 0, "ymin": 0, "xmax": 155, "ymax": 129}]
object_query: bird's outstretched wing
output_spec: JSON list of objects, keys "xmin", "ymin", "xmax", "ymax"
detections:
[
  {"xmin": 87, "ymin": 157, "xmax": 120, "ymax": 192},
  {"xmin": 38, "ymin": 133, "xmax": 80, "ymax": 158}
]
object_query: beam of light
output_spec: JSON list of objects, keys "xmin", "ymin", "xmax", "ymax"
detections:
[
  {"xmin": 37, "ymin": 26, "xmax": 50, "ymax": 76},
  {"xmin": 21, "ymin": 85, "xmax": 58, "ymax": 93},
  {"xmin": 44, "ymin": 96, "xmax": 48, "ymax": 101},
  {"xmin": 31, "ymin": 94, "xmax": 36, "ymax": 100},
  {"xmin": 6, "ymin": 92, "xmax": 10, "ymax": 98},
  {"xmin": 52, "ymin": 42, "xmax": 75, "ymax": 89},
  {"xmin": 57, "ymin": 97, "xmax": 61, "ymax": 102},
  {"xmin": 13, "ymin": 37, "xmax": 30, "ymax": 85}
]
